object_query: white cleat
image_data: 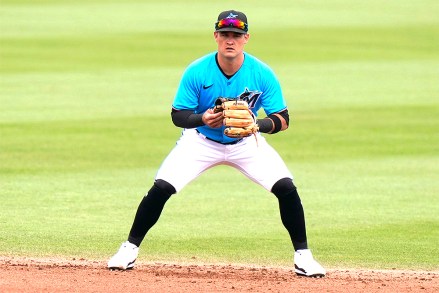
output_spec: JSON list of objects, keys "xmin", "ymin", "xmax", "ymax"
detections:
[
  {"xmin": 107, "ymin": 241, "xmax": 139, "ymax": 270},
  {"xmin": 294, "ymin": 249, "xmax": 326, "ymax": 278}
]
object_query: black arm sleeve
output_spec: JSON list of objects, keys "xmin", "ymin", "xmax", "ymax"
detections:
[
  {"xmin": 257, "ymin": 118, "xmax": 274, "ymax": 133},
  {"xmin": 171, "ymin": 109, "xmax": 205, "ymax": 128},
  {"xmin": 279, "ymin": 109, "xmax": 289, "ymax": 126},
  {"xmin": 257, "ymin": 109, "xmax": 290, "ymax": 134}
]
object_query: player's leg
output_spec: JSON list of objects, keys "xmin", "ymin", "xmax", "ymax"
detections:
[
  {"xmin": 271, "ymin": 177, "xmax": 325, "ymax": 277},
  {"xmin": 127, "ymin": 179, "xmax": 176, "ymax": 247},
  {"xmin": 108, "ymin": 129, "xmax": 223, "ymax": 270},
  {"xmin": 271, "ymin": 177, "xmax": 307, "ymax": 251},
  {"xmin": 107, "ymin": 179, "xmax": 174, "ymax": 270},
  {"xmin": 229, "ymin": 137, "xmax": 307, "ymax": 249},
  {"xmin": 130, "ymin": 128, "xmax": 224, "ymax": 242},
  {"xmin": 154, "ymin": 129, "xmax": 225, "ymax": 192},
  {"xmin": 229, "ymin": 135, "xmax": 325, "ymax": 277},
  {"xmin": 227, "ymin": 134, "xmax": 292, "ymax": 190}
]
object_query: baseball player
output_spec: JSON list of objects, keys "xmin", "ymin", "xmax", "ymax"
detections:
[{"xmin": 108, "ymin": 10, "xmax": 326, "ymax": 278}]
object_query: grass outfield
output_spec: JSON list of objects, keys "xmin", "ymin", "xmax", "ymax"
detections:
[{"xmin": 1, "ymin": 0, "xmax": 438, "ymax": 270}]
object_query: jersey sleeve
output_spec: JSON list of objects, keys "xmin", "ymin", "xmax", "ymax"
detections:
[
  {"xmin": 172, "ymin": 65, "xmax": 200, "ymax": 111},
  {"xmin": 260, "ymin": 66, "xmax": 287, "ymax": 116}
]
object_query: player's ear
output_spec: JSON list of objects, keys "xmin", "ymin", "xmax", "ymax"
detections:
[{"xmin": 244, "ymin": 33, "xmax": 250, "ymax": 44}]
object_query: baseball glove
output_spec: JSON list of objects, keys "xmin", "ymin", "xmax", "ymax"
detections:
[{"xmin": 214, "ymin": 97, "xmax": 259, "ymax": 139}]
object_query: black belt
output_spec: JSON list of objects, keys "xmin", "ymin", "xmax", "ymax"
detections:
[{"xmin": 196, "ymin": 130, "xmax": 242, "ymax": 145}]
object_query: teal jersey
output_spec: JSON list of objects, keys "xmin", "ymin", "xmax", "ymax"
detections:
[{"xmin": 172, "ymin": 52, "xmax": 287, "ymax": 143}]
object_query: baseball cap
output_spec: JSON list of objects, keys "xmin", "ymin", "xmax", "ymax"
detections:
[{"xmin": 215, "ymin": 10, "xmax": 248, "ymax": 34}]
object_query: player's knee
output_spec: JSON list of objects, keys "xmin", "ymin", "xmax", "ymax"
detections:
[
  {"xmin": 154, "ymin": 179, "xmax": 176, "ymax": 196},
  {"xmin": 271, "ymin": 177, "xmax": 297, "ymax": 199}
]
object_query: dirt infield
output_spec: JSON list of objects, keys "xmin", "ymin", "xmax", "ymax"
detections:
[{"xmin": 1, "ymin": 257, "xmax": 438, "ymax": 293}]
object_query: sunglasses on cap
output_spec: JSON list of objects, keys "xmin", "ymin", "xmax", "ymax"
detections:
[{"xmin": 215, "ymin": 18, "xmax": 248, "ymax": 32}]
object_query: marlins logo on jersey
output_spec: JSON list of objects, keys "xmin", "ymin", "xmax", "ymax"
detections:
[{"xmin": 238, "ymin": 88, "xmax": 262, "ymax": 109}]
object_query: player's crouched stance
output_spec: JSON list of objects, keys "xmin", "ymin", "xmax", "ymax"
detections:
[
  {"xmin": 108, "ymin": 9, "xmax": 326, "ymax": 278},
  {"xmin": 108, "ymin": 179, "xmax": 326, "ymax": 277}
]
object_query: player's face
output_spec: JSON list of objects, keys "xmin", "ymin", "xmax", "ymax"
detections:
[{"xmin": 214, "ymin": 31, "xmax": 249, "ymax": 60}]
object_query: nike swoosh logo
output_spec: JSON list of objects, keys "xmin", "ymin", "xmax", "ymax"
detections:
[{"xmin": 203, "ymin": 84, "xmax": 213, "ymax": 89}]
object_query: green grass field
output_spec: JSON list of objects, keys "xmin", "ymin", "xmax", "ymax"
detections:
[{"xmin": 1, "ymin": 0, "xmax": 438, "ymax": 270}]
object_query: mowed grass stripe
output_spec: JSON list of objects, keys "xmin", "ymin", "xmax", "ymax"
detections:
[
  {"xmin": 0, "ymin": 116, "xmax": 179, "ymax": 174},
  {"xmin": 1, "ymin": 26, "xmax": 438, "ymax": 73},
  {"xmin": 1, "ymin": 104, "xmax": 437, "ymax": 176}
]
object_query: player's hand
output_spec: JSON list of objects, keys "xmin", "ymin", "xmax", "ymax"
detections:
[{"xmin": 202, "ymin": 108, "xmax": 223, "ymax": 128}]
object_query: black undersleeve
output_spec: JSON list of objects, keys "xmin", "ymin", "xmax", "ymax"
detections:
[
  {"xmin": 276, "ymin": 189, "xmax": 308, "ymax": 250},
  {"xmin": 128, "ymin": 184, "xmax": 172, "ymax": 247},
  {"xmin": 257, "ymin": 118, "xmax": 273, "ymax": 133},
  {"xmin": 272, "ymin": 179, "xmax": 308, "ymax": 251},
  {"xmin": 171, "ymin": 109, "xmax": 204, "ymax": 128}
]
